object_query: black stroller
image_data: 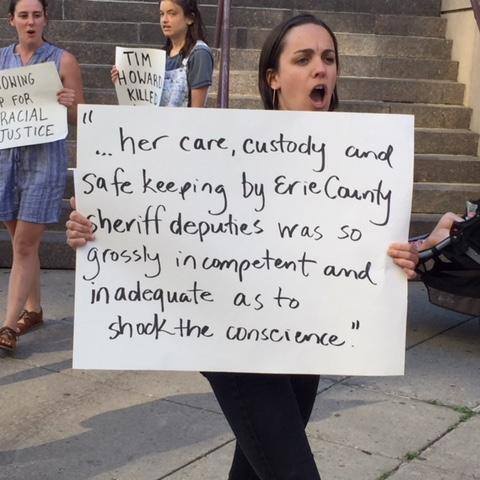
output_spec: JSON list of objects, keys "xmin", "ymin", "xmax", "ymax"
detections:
[{"xmin": 415, "ymin": 200, "xmax": 480, "ymax": 317}]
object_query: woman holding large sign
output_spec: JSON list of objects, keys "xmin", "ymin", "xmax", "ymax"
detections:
[
  {"xmin": 112, "ymin": 0, "xmax": 214, "ymax": 108},
  {"xmin": 0, "ymin": 0, "xmax": 84, "ymax": 352},
  {"xmin": 201, "ymin": 15, "xmax": 419, "ymax": 479},
  {"xmin": 66, "ymin": 14, "xmax": 425, "ymax": 478}
]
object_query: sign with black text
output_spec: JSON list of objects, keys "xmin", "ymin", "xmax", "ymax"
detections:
[
  {"xmin": 114, "ymin": 47, "xmax": 166, "ymax": 106},
  {"xmin": 73, "ymin": 105, "xmax": 414, "ymax": 375},
  {"xmin": 0, "ymin": 62, "xmax": 67, "ymax": 149}
]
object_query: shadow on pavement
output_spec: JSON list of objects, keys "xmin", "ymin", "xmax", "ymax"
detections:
[{"xmin": 0, "ymin": 392, "xmax": 373, "ymax": 480}]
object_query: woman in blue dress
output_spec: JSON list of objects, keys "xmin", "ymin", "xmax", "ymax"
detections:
[{"xmin": 0, "ymin": 0, "xmax": 84, "ymax": 352}]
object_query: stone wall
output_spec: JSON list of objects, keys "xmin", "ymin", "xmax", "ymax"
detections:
[{"xmin": 442, "ymin": 0, "xmax": 480, "ymax": 154}]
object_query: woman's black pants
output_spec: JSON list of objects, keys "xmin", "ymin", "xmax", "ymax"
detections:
[{"xmin": 203, "ymin": 372, "xmax": 321, "ymax": 480}]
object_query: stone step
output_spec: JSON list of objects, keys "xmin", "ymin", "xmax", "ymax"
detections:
[
  {"xmin": 206, "ymin": 96, "xmax": 472, "ymax": 129},
  {"xmin": 340, "ymin": 13, "xmax": 446, "ymax": 37},
  {"xmin": 413, "ymin": 183, "xmax": 480, "ymax": 213},
  {"xmin": 409, "ymin": 213, "xmax": 443, "ymax": 238},
  {"xmin": 415, "ymin": 128, "xmax": 479, "ymax": 155},
  {"xmin": 0, "ymin": 26, "xmax": 453, "ymax": 58},
  {"xmin": 340, "ymin": 101, "xmax": 471, "ymax": 129},
  {"xmin": 58, "ymin": 0, "xmax": 440, "ymax": 21},
  {"xmin": 204, "ymin": 29, "xmax": 454, "ymax": 54},
  {"xmin": 211, "ymin": 30, "xmax": 453, "ymax": 58},
  {"xmin": 320, "ymin": 55, "xmax": 457, "ymax": 81},
  {"xmin": 29, "ymin": 42, "xmax": 455, "ymax": 81},
  {"xmin": 198, "ymin": 0, "xmax": 443, "ymax": 16},
  {"xmin": 337, "ymin": 33, "xmax": 451, "ymax": 59},
  {"xmin": 213, "ymin": 72, "xmax": 465, "ymax": 105},
  {"xmin": 32, "ymin": 2, "xmax": 447, "ymax": 38},
  {"xmin": 0, "ymin": 22, "xmax": 141, "ymax": 45},
  {"xmin": 414, "ymin": 155, "xmax": 480, "ymax": 183},
  {"xmin": 15, "ymin": 0, "xmax": 442, "ymax": 21},
  {"xmin": 79, "ymin": 50, "xmax": 459, "ymax": 91}
]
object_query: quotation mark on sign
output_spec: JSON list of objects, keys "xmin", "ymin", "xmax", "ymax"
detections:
[
  {"xmin": 351, "ymin": 320, "xmax": 360, "ymax": 330},
  {"xmin": 82, "ymin": 109, "xmax": 94, "ymax": 125}
]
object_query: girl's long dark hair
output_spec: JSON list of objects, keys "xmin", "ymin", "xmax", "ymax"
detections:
[
  {"xmin": 162, "ymin": 0, "xmax": 207, "ymax": 57},
  {"xmin": 9, "ymin": 0, "xmax": 48, "ymax": 16},
  {"xmin": 258, "ymin": 14, "xmax": 340, "ymax": 111}
]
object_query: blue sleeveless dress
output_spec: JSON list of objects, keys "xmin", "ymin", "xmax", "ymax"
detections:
[{"xmin": 0, "ymin": 42, "xmax": 68, "ymax": 224}]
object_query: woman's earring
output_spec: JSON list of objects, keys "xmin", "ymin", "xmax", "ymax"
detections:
[{"xmin": 272, "ymin": 88, "xmax": 277, "ymax": 109}]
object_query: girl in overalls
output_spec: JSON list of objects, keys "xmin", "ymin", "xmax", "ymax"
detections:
[
  {"xmin": 0, "ymin": 0, "xmax": 84, "ymax": 352},
  {"xmin": 112, "ymin": 0, "xmax": 214, "ymax": 108}
]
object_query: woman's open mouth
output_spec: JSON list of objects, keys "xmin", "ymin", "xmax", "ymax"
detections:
[{"xmin": 310, "ymin": 85, "xmax": 326, "ymax": 103}]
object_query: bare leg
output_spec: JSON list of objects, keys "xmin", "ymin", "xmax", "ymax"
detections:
[
  {"xmin": 23, "ymin": 253, "xmax": 41, "ymax": 313},
  {"xmin": 3, "ymin": 220, "xmax": 45, "ymax": 331},
  {"xmin": 4, "ymin": 221, "xmax": 42, "ymax": 315}
]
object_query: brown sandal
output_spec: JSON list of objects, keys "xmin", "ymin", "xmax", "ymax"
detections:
[
  {"xmin": 17, "ymin": 309, "xmax": 43, "ymax": 336},
  {"xmin": 0, "ymin": 326, "xmax": 18, "ymax": 352}
]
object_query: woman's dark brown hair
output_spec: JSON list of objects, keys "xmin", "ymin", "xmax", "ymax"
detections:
[
  {"xmin": 258, "ymin": 14, "xmax": 340, "ymax": 111},
  {"xmin": 9, "ymin": 0, "xmax": 48, "ymax": 16},
  {"xmin": 162, "ymin": 0, "xmax": 207, "ymax": 57}
]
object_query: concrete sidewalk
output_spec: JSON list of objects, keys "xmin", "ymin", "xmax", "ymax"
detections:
[{"xmin": 0, "ymin": 269, "xmax": 479, "ymax": 480}]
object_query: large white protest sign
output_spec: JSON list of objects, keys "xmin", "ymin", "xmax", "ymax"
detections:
[
  {"xmin": 73, "ymin": 105, "xmax": 414, "ymax": 375},
  {"xmin": 114, "ymin": 47, "xmax": 166, "ymax": 106},
  {"xmin": 0, "ymin": 62, "xmax": 67, "ymax": 149}
]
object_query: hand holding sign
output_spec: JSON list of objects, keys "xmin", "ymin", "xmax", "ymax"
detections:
[{"xmin": 57, "ymin": 87, "xmax": 76, "ymax": 108}]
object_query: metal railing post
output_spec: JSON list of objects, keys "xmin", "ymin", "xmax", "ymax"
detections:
[
  {"xmin": 214, "ymin": 0, "xmax": 224, "ymax": 49},
  {"xmin": 215, "ymin": 0, "xmax": 231, "ymax": 109}
]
